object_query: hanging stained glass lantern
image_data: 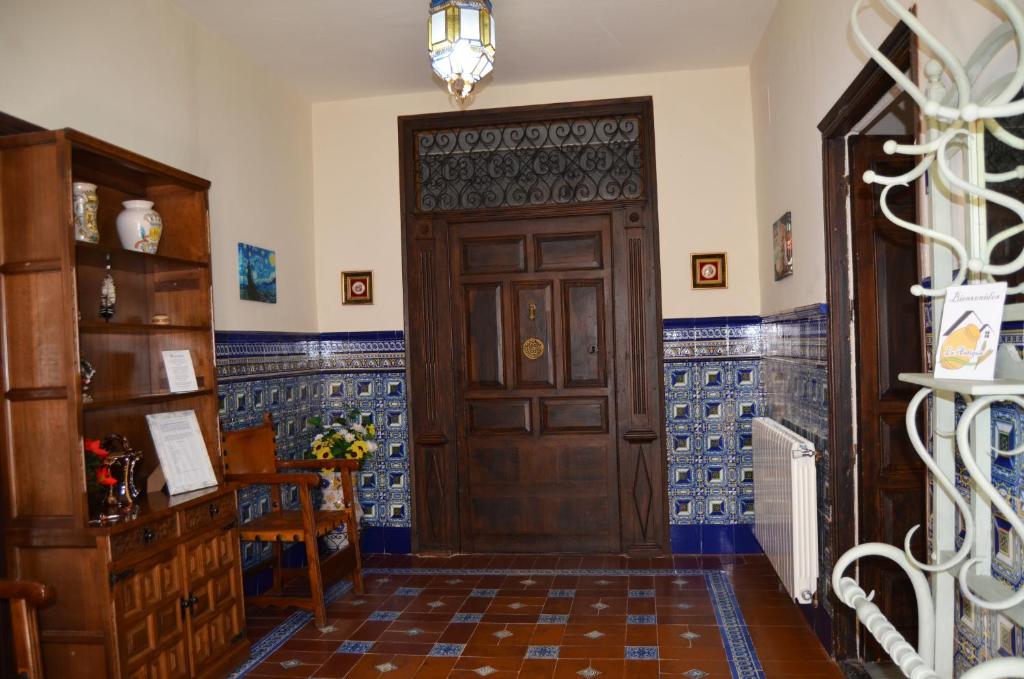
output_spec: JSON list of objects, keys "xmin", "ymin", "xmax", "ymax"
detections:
[{"xmin": 428, "ymin": 0, "xmax": 496, "ymax": 102}]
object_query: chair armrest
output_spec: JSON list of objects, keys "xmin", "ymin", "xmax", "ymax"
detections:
[
  {"xmin": 279, "ymin": 459, "xmax": 360, "ymax": 472},
  {"xmin": 224, "ymin": 472, "xmax": 320, "ymax": 487},
  {"xmin": 0, "ymin": 581, "xmax": 53, "ymax": 607}
]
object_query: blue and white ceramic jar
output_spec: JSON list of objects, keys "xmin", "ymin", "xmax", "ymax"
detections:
[{"xmin": 72, "ymin": 182, "xmax": 99, "ymax": 243}]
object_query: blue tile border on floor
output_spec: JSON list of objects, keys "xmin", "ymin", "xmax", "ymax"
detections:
[{"xmin": 226, "ymin": 577, "xmax": 355, "ymax": 678}]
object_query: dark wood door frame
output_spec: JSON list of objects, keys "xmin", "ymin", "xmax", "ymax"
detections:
[
  {"xmin": 817, "ymin": 22, "xmax": 917, "ymax": 663},
  {"xmin": 398, "ymin": 97, "xmax": 668, "ymax": 556}
]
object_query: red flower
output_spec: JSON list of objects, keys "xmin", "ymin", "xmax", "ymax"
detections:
[
  {"xmin": 95, "ymin": 466, "xmax": 117, "ymax": 486},
  {"xmin": 84, "ymin": 438, "xmax": 108, "ymax": 458}
]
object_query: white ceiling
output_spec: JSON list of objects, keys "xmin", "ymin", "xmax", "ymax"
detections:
[{"xmin": 174, "ymin": 0, "xmax": 778, "ymax": 102}]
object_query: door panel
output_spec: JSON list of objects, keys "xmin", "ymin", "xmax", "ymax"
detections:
[
  {"xmin": 540, "ymin": 397, "xmax": 608, "ymax": 434},
  {"xmin": 467, "ymin": 399, "xmax": 532, "ymax": 434},
  {"xmin": 562, "ymin": 281, "xmax": 607, "ymax": 387},
  {"xmin": 535, "ymin": 233, "xmax": 603, "ymax": 271},
  {"xmin": 465, "ymin": 284, "xmax": 505, "ymax": 388},
  {"xmin": 512, "ymin": 282, "xmax": 555, "ymax": 387},
  {"xmin": 850, "ymin": 135, "xmax": 926, "ymax": 659},
  {"xmin": 461, "ymin": 237, "xmax": 527, "ymax": 274},
  {"xmin": 451, "ymin": 215, "xmax": 620, "ymax": 552}
]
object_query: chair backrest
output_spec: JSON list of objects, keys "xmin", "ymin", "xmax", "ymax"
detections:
[
  {"xmin": 0, "ymin": 579, "xmax": 52, "ymax": 679},
  {"xmin": 222, "ymin": 413, "xmax": 278, "ymax": 475}
]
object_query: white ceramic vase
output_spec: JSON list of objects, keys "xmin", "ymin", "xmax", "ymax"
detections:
[{"xmin": 116, "ymin": 200, "xmax": 163, "ymax": 254}]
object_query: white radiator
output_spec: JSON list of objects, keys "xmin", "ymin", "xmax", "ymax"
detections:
[{"xmin": 752, "ymin": 417, "xmax": 819, "ymax": 604}]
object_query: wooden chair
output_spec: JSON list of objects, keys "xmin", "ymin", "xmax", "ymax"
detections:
[
  {"xmin": 222, "ymin": 414, "xmax": 364, "ymax": 628},
  {"xmin": 0, "ymin": 579, "xmax": 53, "ymax": 679}
]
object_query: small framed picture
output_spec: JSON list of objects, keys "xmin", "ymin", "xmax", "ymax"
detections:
[
  {"xmin": 342, "ymin": 271, "xmax": 373, "ymax": 305},
  {"xmin": 691, "ymin": 253, "xmax": 728, "ymax": 289},
  {"xmin": 773, "ymin": 211, "xmax": 794, "ymax": 280}
]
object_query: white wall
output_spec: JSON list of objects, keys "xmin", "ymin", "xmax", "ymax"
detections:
[
  {"xmin": 312, "ymin": 67, "xmax": 760, "ymax": 332},
  {"xmin": 0, "ymin": 0, "xmax": 317, "ymax": 331},
  {"xmin": 750, "ymin": 0, "xmax": 1008, "ymax": 316}
]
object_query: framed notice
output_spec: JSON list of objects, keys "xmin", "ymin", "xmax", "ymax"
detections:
[
  {"xmin": 161, "ymin": 350, "xmax": 199, "ymax": 393},
  {"xmin": 935, "ymin": 282, "xmax": 1007, "ymax": 380},
  {"xmin": 146, "ymin": 410, "xmax": 218, "ymax": 495}
]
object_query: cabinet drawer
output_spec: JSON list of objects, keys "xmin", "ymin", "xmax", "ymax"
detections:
[
  {"xmin": 110, "ymin": 515, "xmax": 178, "ymax": 561},
  {"xmin": 181, "ymin": 494, "xmax": 235, "ymax": 532}
]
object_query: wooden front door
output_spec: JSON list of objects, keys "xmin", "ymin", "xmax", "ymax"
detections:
[
  {"xmin": 849, "ymin": 134, "xmax": 926, "ymax": 658},
  {"xmin": 450, "ymin": 215, "xmax": 619, "ymax": 552},
  {"xmin": 401, "ymin": 98, "xmax": 667, "ymax": 555}
]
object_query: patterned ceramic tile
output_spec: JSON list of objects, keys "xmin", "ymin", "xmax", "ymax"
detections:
[
  {"xmin": 218, "ymin": 314, "xmax": 820, "ymax": 568},
  {"xmin": 761, "ymin": 304, "xmax": 832, "ymax": 622}
]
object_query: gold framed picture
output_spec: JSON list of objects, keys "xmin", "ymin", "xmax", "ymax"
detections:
[
  {"xmin": 691, "ymin": 253, "xmax": 728, "ymax": 289},
  {"xmin": 341, "ymin": 271, "xmax": 373, "ymax": 305}
]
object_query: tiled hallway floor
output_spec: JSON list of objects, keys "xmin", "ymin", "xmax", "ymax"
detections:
[{"xmin": 234, "ymin": 554, "xmax": 842, "ymax": 679}]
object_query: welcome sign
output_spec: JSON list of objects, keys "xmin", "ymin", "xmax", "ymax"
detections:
[{"xmin": 935, "ymin": 282, "xmax": 1007, "ymax": 380}]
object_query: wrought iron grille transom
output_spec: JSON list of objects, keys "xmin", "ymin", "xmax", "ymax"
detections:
[{"xmin": 415, "ymin": 115, "xmax": 645, "ymax": 211}]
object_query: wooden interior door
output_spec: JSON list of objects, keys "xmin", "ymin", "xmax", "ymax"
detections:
[
  {"xmin": 849, "ymin": 134, "xmax": 926, "ymax": 658},
  {"xmin": 401, "ymin": 98, "xmax": 667, "ymax": 556},
  {"xmin": 449, "ymin": 215, "xmax": 619, "ymax": 552}
]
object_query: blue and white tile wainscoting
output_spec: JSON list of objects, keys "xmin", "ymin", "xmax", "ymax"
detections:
[
  {"xmin": 663, "ymin": 316, "xmax": 765, "ymax": 556},
  {"xmin": 216, "ymin": 330, "xmax": 411, "ymax": 572},
  {"xmin": 761, "ymin": 304, "xmax": 832, "ymax": 649},
  {"xmin": 216, "ymin": 309, "xmax": 830, "ymax": 563}
]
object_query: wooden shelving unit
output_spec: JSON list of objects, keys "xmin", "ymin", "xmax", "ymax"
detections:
[{"xmin": 0, "ymin": 129, "xmax": 249, "ymax": 678}]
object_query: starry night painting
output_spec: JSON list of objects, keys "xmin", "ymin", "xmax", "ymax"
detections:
[{"xmin": 238, "ymin": 243, "xmax": 277, "ymax": 304}]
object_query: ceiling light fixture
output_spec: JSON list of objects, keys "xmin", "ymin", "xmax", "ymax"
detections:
[{"xmin": 428, "ymin": 0, "xmax": 495, "ymax": 103}]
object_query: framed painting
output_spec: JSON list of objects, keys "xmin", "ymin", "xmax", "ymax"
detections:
[
  {"xmin": 691, "ymin": 253, "xmax": 728, "ymax": 289},
  {"xmin": 238, "ymin": 243, "xmax": 277, "ymax": 303},
  {"xmin": 773, "ymin": 211, "xmax": 794, "ymax": 280},
  {"xmin": 342, "ymin": 271, "xmax": 373, "ymax": 305}
]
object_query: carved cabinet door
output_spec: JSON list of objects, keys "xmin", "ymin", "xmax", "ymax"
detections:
[
  {"xmin": 449, "ymin": 215, "xmax": 621, "ymax": 552},
  {"xmin": 181, "ymin": 524, "xmax": 246, "ymax": 674},
  {"xmin": 112, "ymin": 550, "xmax": 190, "ymax": 679}
]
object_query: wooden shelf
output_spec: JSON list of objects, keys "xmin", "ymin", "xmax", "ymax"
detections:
[
  {"xmin": 0, "ymin": 128, "xmax": 245, "ymax": 677},
  {"xmin": 75, "ymin": 241, "xmax": 209, "ymax": 269},
  {"xmin": 83, "ymin": 388, "xmax": 213, "ymax": 411},
  {"xmin": 899, "ymin": 372, "xmax": 1024, "ymax": 395},
  {"xmin": 79, "ymin": 321, "xmax": 211, "ymax": 334}
]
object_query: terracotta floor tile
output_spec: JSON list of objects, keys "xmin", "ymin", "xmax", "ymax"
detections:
[
  {"xmin": 554, "ymin": 658, "xmax": 625, "ymax": 679},
  {"xmin": 520, "ymin": 659, "xmax": 558, "ymax": 679},
  {"xmin": 265, "ymin": 648, "xmax": 334, "ymax": 666},
  {"xmin": 246, "ymin": 659, "xmax": 319, "ymax": 678},
  {"xmin": 759, "ymin": 660, "xmax": 845, "ymax": 678},
  {"xmin": 657, "ymin": 658, "xmax": 734, "ymax": 678},
  {"xmin": 559, "ymin": 645, "xmax": 627, "ymax": 660},
  {"xmin": 239, "ymin": 555, "xmax": 843, "ymax": 679},
  {"xmin": 453, "ymin": 655, "xmax": 524, "ymax": 673},
  {"xmin": 414, "ymin": 657, "xmax": 460, "ymax": 679},
  {"xmin": 314, "ymin": 652, "xmax": 362, "ymax": 678}
]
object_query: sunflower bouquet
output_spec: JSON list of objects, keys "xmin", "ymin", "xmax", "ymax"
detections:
[
  {"xmin": 307, "ymin": 410, "xmax": 377, "ymax": 514},
  {"xmin": 306, "ymin": 410, "xmax": 377, "ymax": 469}
]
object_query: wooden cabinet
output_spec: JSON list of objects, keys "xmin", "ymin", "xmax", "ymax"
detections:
[
  {"xmin": 108, "ymin": 492, "xmax": 245, "ymax": 679},
  {"xmin": 0, "ymin": 129, "xmax": 249, "ymax": 677}
]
